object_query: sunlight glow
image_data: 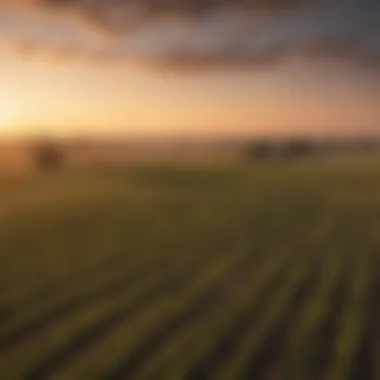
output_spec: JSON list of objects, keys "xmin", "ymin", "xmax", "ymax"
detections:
[{"xmin": 0, "ymin": 101, "xmax": 18, "ymax": 132}]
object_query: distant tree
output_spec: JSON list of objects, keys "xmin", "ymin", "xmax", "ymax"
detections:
[
  {"xmin": 357, "ymin": 139, "xmax": 380, "ymax": 154},
  {"xmin": 282, "ymin": 139, "xmax": 316, "ymax": 158},
  {"xmin": 246, "ymin": 140, "xmax": 276, "ymax": 160},
  {"xmin": 30, "ymin": 140, "xmax": 64, "ymax": 171},
  {"xmin": 247, "ymin": 139, "xmax": 317, "ymax": 161}
]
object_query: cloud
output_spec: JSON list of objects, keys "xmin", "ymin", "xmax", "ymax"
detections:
[
  {"xmin": 6, "ymin": 38, "xmax": 119, "ymax": 65},
  {"xmin": 1, "ymin": 0, "xmax": 379, "ymax": 71},
  {"xmin": 2, "ymin": 0, "xmax": 329, "ymax": 36},
  {"xmin": 132, "ymin": 47, "xmax": 286, "ymax": 73},
  {"xmin": 123, "ymin": 1, "xmax": 380, "ymax": 71}
]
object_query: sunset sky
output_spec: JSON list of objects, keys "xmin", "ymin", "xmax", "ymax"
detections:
[{"xmin": 0, "ymin": 0, "xmax": 379, "ymax": 138}]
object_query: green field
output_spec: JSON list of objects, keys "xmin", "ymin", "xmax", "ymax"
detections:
[{"xmin": 0, "ymin": 161, "xmax": 379, "ymax": 380}]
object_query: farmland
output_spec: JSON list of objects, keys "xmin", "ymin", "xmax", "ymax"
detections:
[{"xmin": 0, "ymin": 160, "xmax": 379, "ymax": 380}]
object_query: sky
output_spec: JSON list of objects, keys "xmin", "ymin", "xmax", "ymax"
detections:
[{"xmin": 0, "ymin": 0, "xmax": 379, "ymax": 138}]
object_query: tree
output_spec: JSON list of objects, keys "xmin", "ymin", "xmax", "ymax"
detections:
[
  {"xmin": 30, "ymin": 139, "xmax": 64, "ymax": 171},
  {"xmin": 282, "ymin": 139, "xmax": 316, "ymax": 158},
  {"xmin": 246, "ymin": 140, "xmax": 276, "ymax": 160}
]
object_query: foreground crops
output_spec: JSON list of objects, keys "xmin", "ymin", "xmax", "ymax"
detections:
[{"xmin": 0, "ymin": 163, "xmax": 379, "ymax": 380}]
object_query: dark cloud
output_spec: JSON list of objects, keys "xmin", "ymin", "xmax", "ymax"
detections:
[
  {"xmin": 21, "ymin": 0, "xmax": 319, "ymax": 16},
  {"xmin": 132, "ymin": 46, "xmax": 287, "ymax": 72},
  {"xmin": 5, "ymin": 0, "xmax": 328, "ymax": 34},
  {"xmin": 1, "ymin": 0, "xmax": 379, "ymax": 70}
]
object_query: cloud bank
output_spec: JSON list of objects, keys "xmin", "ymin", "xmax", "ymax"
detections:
[{"xmin": 0, "ymin": 0, "xmax": 379, "ymax": 70}]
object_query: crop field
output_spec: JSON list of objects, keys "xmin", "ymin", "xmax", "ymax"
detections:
[{"xmin": 0, "ymin": 160, "xmax": 379, "ymax": 380}]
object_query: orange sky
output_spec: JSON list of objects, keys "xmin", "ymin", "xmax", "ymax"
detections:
[
  {"xmin": 0, "ymin": 2, "xmax": 379, "ymax": 138},
  {"xmin": 0, "ymin": 50, "xmax": 379, "ymax": 138}
]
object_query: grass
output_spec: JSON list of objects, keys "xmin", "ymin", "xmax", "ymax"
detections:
[{"xmin": 0, "ymin": 160, "xmax": 379, "ymax": 379}]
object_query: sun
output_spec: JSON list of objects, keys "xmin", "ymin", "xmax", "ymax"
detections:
[{"xmin": 0, "ymin": 102, "xmax": 17, "ymax": 131}]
